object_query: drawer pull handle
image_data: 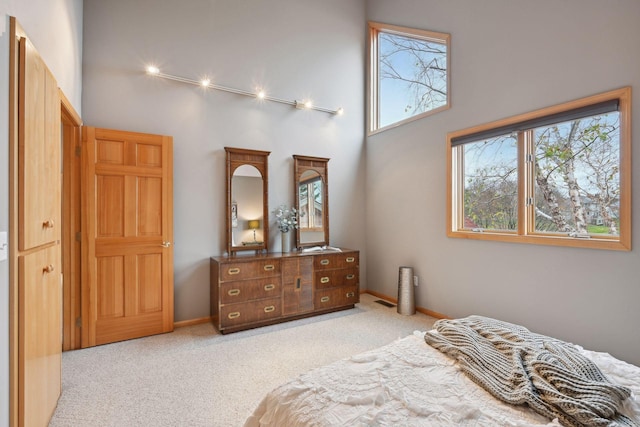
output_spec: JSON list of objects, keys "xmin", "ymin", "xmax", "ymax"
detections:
[
  {"xmin": 346, "ymin": 274, "xmax": 355, "ymax": 280},
  {"xmin": 320, "ymin": 259, "xmax": 330, "ymax": 266},
  {"xmin": 264, "ymin": 264, "xmax": 275, "ymax": 271},
  {"xmin": 43, "ymin": 264, "xmax": 55, "ymax": 274},
  {"xmin": 227, "ymin": 289, "xmax": 240, "ymax": 296},
  {"xmin": 320, "ymin": 296, "xmax": 330, "ymax": 303},
  {"xmin": 228, "ymin": 312, "xmax": 240, "ymax": 319},
  {"xmin": 346, "ymin": 257, "xmax": 355, "ymax": 263},
  {"xmin": 42, "ymin": 219, "xmax": 55, "ymax": 229},
  {"xmin": 228, "ymin": 268, "xmax": 241, "ymax": 275},
  {"xmin": 264, "ymin": 284, "xmax": 275, "ymax": 291},
  {"xmin": 320, "ymin": 277, "xmax": 330, "ymax": 284},
  {"xmin": 264, "ymin": 305, "xmax": 275, "ymax": 313},
  {"xmin": 346, "ymin": 292, "xmax": 355, "ymax": 298}
]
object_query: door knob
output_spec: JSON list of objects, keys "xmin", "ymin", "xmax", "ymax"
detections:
[
  {"xmin": 43, "ymin": 264, "xmax": 55, "ymax": 274},
  {"xmin": 160, "ymin": 241, "xmax": 172, "ymax": 248}
]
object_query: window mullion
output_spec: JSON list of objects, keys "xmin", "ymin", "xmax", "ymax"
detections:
[{"xmin": 520, "ymin": 130, "xmax": 535, "ymax": 236}]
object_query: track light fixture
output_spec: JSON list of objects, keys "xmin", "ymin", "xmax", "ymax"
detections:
[{"xmin": 145, "ymin": 65, "xmax": 344, "ymax": 115}]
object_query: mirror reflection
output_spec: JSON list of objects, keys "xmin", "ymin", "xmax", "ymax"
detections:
[
  {"xmin": 231, "ymin": 165, "xmax": 263, "ymax": 248},
  {"xmin": 298, "ymin": 170, "xmax": 324, "ymax": 244},
  {"xmin": 293, "ymin": 155, "xmax": 329, "ymax": 248},
  {"xmin": 225, "ymin": 147, "xmax": 270, "ymax": 254}
]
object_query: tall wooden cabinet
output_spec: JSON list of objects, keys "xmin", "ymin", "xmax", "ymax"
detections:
[
  {"xmin": 210, "ymin": 250, "xmax": 359, "ymax": 333},
  {"xmin": 10, "ymin": 19, "xmax": 63, "ymax": 427}
]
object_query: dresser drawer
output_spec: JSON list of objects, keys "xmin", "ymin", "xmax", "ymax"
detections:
[
  {"xmin": 314, "ymin": 285, "xmax": 359, "ymax": 310},
  {"xmin": 220, "ymin": 259, "xmax": 281, "ymax": 281},
  {"xmin": 220, "ymin": 297, "xmax": 282, "ymax": 328},
  {"xmin": 314, "ymin": 252, "xmax": 358, "ymax": 270},
  {"xmin": 314, "ymin": 268, "xmax": 359, "ymax": 290},
  {"xmin": 220, "ymin": 279, "xmax": 281, "ymax": 304}
]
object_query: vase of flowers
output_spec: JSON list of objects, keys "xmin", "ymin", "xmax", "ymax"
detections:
[{"xmin": 273, "ymin": 204, "xmax": 299, "ymax": 252}]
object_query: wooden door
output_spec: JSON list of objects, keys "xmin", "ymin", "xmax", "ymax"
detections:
[
  {"xmin": 18, "ymin": 246, "xmax": 61, "ymax": 427},
  {"xmin": 15, "ymin": 33, "xmax": 63, "ymax": 427},
  {"xmin": 81, "ymin": 127, "xmax": 174, "ymax": 347}
]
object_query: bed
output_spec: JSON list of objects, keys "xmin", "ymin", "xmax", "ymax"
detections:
[{"xmin": 244, "ymin": 316, "xmax": 640, "ymax": 427}]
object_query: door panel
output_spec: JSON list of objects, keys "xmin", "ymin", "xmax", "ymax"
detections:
[
  {"xmin": 97, "ymin": 256, "xmax": 125, "ymax": 318},
  {"xmin": 138, "ymin": 177, "xmax": 162, "ymax": 236},
  {"xmin": 19, "ymin": 245, "xmax": 62, "ymax": 427},
  {"xmin": 82, "ymin": 127, "xmax": 174, "ymax": 347},
  {"xmin": 97, "ymin": 175, "xmax": 125, "ymax": 237},
  {"xmin": 18, "ymin": 37, "xmax": 61, "ymax": 251}
]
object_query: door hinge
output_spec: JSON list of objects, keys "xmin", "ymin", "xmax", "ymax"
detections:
[
  {"xmin": 75, "ymin": 231, "xmax": 81, "ymax": 242},
  {"xmin": 75, "ymin": 145, "xmax": 81, "ymax": 156},
  {"xmin": 75, "ymin": 317, "xmax": 82, "ymax": 328},
  {"xmin": 526, "ymin": 197, "xmax": 534, "ymax": 206}
]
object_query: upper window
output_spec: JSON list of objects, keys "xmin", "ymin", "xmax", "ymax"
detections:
[
  {"xmin": 368, "ymin": 22, "xmax": 450, "ymax": 134},
  {"xmin": 448, "ymin": 87, "xmax": 631, "ymax": 251}
]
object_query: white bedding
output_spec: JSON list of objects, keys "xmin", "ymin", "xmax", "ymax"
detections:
[{"xmin": 244, "ymin": 331, "xmax": 640, "ymax": 427}]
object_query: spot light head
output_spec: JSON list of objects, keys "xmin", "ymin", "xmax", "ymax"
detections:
[
  {"xmin": 256, "ymin": 90, "xmax": 266, "ymax": 99},
  {"xmin": 336, "ymin": 107, "xmax": 344, "ymax": 116},
  {"xmin": 200, "ymin": 78, "xmax": 211, "ymax": 87},
  {"xmin": 146, "ymin": 65, "xmax": 160, "ymax": 75},
  {"xmin": 296, "ymin": 100, "xmax": 313, "ymax": 110}
]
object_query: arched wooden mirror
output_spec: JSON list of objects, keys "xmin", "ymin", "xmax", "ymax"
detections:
[
  {"xmin": 293, "ymin": 155, "xmax": 329, "ymax": 249},
  {"xmin": 225, "ymin": 147, "xmax": 270, "ymax": 254}
]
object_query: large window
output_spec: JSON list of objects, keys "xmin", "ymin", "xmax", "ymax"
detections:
[
  {"xmin": 448, "ymin": 87, "xmax": 631, "ymax": 250},
  {"xmin": 368, "ymin": 22, "xmax": 450, "ymax": 134}
]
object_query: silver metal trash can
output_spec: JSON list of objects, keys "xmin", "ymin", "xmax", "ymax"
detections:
[{"xmin": 397, "ymin": 266, "xmax": 415, "ymax": 315}]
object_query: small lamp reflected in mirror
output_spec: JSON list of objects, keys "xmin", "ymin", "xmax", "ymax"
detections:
[{"xmin": 248, "ymin": 220, "xmax": 260, "ymax": 243}]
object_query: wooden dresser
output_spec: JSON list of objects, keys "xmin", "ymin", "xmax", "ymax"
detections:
[{"xmin": 210, "ymin": 249, "xmax": 359, "ymax": 333}]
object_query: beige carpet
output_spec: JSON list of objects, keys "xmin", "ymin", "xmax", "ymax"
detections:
[{"xmin": 49, "ymin": 293, "xmax": 437, "ymax": 427}]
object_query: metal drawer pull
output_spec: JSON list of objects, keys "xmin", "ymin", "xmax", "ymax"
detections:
[
  {"xmin": 264, "ymin": 284, "xmax": 275, "ymax": 291},
  {"xmin": 227, "ymin": 289, "xmax": 240, "ymax": 296},
  {"xmin": 346, "ymin": 274, "xmax": 355, "ymax": 280},
  {"xmin": 320, "ymin": 277, "xmax": 330, "ymax": 284},
  {"xmin": 43, "ymin": 264, "xmax": 55, "ymax": 274},
  {"xmin": 264, "ymin": 305, "xmax": 275, "ymax": 313},
  {"xmin": 228, "ymin": 312, "xmax": 240, "ymax": 319},
  {"xmin": 346, "ymin": 257, "xmax": 355, "ymax": 263},
  {"xmin": 346, "ymin": 292, "xmax": 355, "ymax": 298},
  {"xmin": 228, "ymin": 268, "xmax": 240, "ymax": 275},
  {"xmin": 264, "ymin": 264, "xmax": 275, "ymax": 271},
  {"xmin": 320, "ymin": 259, "xmax": 330, "ymax": 266},
  {"xmin": 320, "ymin": 296, "xmax": 330, "ymax": 303}
]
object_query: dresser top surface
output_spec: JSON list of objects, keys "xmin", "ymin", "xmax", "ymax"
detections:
[{"xmin": 211, "ymin": 248, "xmax": 358, "ymax": 263}]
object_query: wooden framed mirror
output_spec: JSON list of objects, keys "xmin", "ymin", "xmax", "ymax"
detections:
[
  {"xmin": 293, "ymin": 155, "xmax": 329, "ymax": 249},
  {"xmin": 225, "ymin": 147, "xmax": 270, "ymax": 254}
]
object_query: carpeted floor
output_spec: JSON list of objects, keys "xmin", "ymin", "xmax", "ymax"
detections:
[{"xmin": 49, "ymin": 293, "xmax": 437, "ymax": 427}]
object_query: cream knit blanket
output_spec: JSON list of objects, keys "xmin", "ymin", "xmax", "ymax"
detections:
[{"xmin": 424, "ymin": 316, "xmax": 638, "ymax": 427}]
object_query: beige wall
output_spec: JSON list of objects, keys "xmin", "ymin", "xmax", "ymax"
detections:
[
  {"xmin": 81, "ymin": 0, "xmax": 367, "ymax": 324},
  {"xmin": 366, "ymin": 0, "xmax": 640, "ymax": 365},
  {"xmin": 3, "ymin": 0, "xmax": 83, "ymax": 110}
]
